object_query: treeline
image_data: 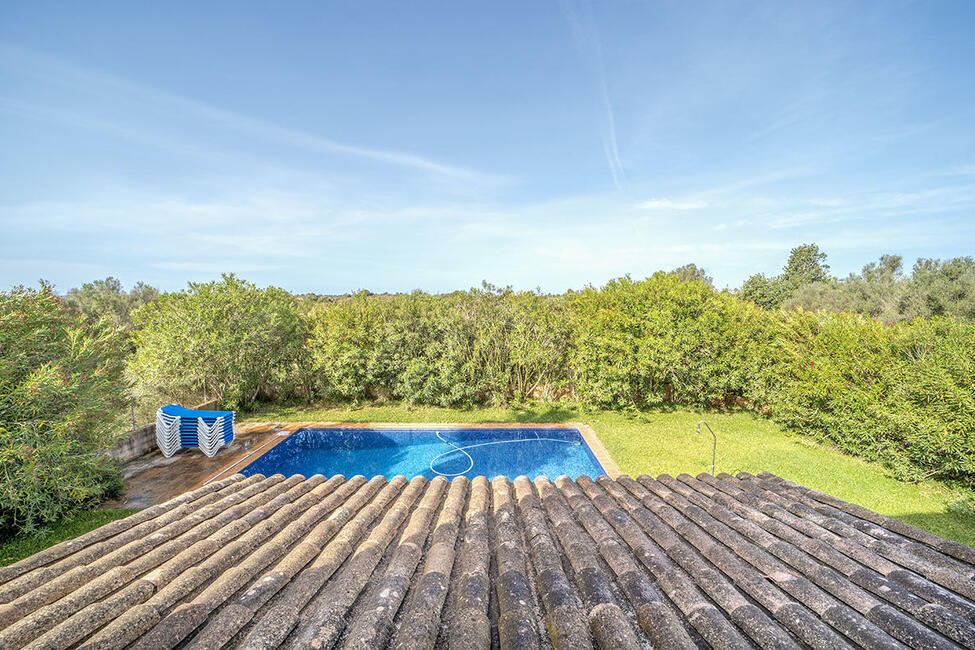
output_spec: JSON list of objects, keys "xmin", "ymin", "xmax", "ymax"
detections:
[
  {"xmin": 742, "ymin": 244, "xmax": 975, "ymax": 322},
  {"xmin": 3, "ymin": 245, "xmax": 975, "ymax": 534},
  {"xmin": 65, "ymin": 245, "xmax": 975, "ymax": 327}
]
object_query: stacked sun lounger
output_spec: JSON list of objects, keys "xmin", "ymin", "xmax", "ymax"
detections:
[{"xmin": 155, "ymin": 404, "xmax": 234, "ymax": 458}]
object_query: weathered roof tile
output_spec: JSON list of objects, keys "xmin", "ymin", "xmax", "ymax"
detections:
[{"xmin": 1, "ymin": 471, "xmax": 973, "ymax": 649}]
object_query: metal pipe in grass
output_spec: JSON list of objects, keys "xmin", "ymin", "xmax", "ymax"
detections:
[{"xmin": 697, "ymin": 420, "xmax": 717, "ymax": 476}]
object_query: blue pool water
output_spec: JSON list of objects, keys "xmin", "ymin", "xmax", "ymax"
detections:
[{"xmin": 240, "ymin": 427, "xmax": 606, "ymax": 480}]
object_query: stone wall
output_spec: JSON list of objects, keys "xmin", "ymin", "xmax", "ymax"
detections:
[{"xmin": 110, "ymin": 399, "xmax": 221, "ymax": 461}]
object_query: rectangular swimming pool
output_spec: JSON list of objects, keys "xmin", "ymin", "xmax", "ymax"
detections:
[{"xmin": 239, "ymin": 427, "xmax": 606, "ymax": 480}]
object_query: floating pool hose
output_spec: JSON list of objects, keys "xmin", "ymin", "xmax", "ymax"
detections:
[{"xmin": 429, "ymin": 430, "xmax": 581, "ymax": 477}]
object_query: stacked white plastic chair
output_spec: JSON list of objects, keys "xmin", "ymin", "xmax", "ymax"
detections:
[
  {"xmin": 155, "ymin": 404, "xmax": 235, "ymax": 458},
  {"xmin": 197, "ymin": 414, "xmax": 232, "ymax": 457},
  {"xmin": 155, "ymin": 408, "xmax": 182, "ymax": 457}
]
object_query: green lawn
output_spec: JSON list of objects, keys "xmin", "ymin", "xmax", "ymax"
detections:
[
  {"xmin": 246, "ymin": 402, "xmax": 975, "ymax": 547},
  {"xmin": 0, "ymin": 508, "xmax": 139, "ymax": 567}
]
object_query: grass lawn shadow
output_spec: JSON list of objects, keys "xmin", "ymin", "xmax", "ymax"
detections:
[
  {"xmin": 893, "ymin": 508, "xmax": 975, "ymax": 549},
  {"xmin": 0, "ymin": 508, "xmax": 139, "ymax": 567}
]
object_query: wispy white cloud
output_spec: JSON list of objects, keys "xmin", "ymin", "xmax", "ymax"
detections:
[
  {"xmin": 638, "ymin": 198, "xmax": 708, "ymax": 210},
  {"xmin": 557, "ymin": 0, "xmax": 624, "ymax": 187},
  {"xmin": 770, "ymin": 185, "xmax": 975, "ymax": 229},
  {"xmin": 699, "ymin": 166, "xmax": 814, "ymax": 196},
  {"xmin": 153, "ymin": 261, "xmax": 283, "ymax": 273},
  {"xmin": 944, "ymin": 164, "xmax": 975, "ymax": 177},
  {"xmin": 807, "ymin": 197, "xmax": 849, "ymax": 208},
  {"xmin": 741, "ymin": 109, "xmax": 809, "ymax": 146},
  {"xmin": 0, "ymin": 96, "xmax": 237, "ymax": 163},
  {"xmin": 0, "ymin": 44, "xmax": 492, "ymax": 181},
  {"xmin": 4, "ymin": 178, "xmax": 972, "ymax": 293}
]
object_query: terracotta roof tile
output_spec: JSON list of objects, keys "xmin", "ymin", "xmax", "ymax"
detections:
[{"xmin": 0, "ymin": 471, "xmax": 972, "ymax": 649}]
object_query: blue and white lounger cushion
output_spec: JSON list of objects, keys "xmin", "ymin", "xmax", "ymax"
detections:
[{"xmin": 155, "ymin": 404, "xmax": 234, "ymax": 457}]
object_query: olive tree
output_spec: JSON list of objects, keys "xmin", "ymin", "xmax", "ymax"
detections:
[
  {"xmin": 128, "ymin": 274, "xmax": 308, "ymax": 409},
  {"xmin": 65, "ymin": 276, "xmax": 160, "ymax": 331}
]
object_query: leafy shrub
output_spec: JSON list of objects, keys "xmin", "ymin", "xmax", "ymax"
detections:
[
  {"xmin": 438, "ymin": 286, "xmax": 572, "ymax": 402},
  {"xmin": 306, "ymin": 285, "xmax": 572, "ymax": 406},
  {"xmin": 571, "ymin": 273, "xmax": 777, "ymax": 407},
  {"xmin": 128, "ymin": 274, "xmax": 308, "ymax": 410},
  {"xmin": 0, "ymin": 284, "xmax": 127, "ymax": 535},
  {"xmin": 771, "ymin": 310, "xmax": 975, "ymax": 482},
  {"xmin": 307, "ymin": 291, "xmax": 397, "ymax": 401}
]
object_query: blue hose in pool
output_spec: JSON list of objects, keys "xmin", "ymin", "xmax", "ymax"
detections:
[{"xmin": 429, "ymin": 430, "xmax": 581, "ymax": 477}]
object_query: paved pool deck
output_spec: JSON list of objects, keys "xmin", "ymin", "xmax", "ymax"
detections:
[{"xmin": 104, "ymin": 421, "xmax": 621, "ymax": 509}]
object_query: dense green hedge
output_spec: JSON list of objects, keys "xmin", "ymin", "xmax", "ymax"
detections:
[
  {"xmin": 299, "ymin": 275, "xmax": 973, "ymax": 484},
  {"xmin": 772, "ymin": 311, "xmax": 975, "ymax": 483},
  {"xmin": 307, "ymin": 286, "xmax": 572, "ymax": 405},
  {"xmin": 0, "ymin": 285, "xmax": 127, "ymax": 535},
  {"xmin": 123, "ymin": 273, "xmax": 975, "ymax": 485},
  {"xmin": 571, "ymin": 273, "xmax": 779, "ymax": 407}
]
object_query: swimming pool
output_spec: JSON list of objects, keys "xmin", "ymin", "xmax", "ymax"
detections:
[{"xmin": 239, "ymin": 427, "xmax": 606, "ymax": 480}]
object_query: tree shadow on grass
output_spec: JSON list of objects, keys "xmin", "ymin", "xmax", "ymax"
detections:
[
  {"xmin": 242, "ymin": 398, "xmax": 769, "ymax": 429},
  {"xmin": 496, "ymin": 401, "xmax": 761, "ymax": 423},
  {"xmin": 890, "ymin": 508, "xmax": 975, "ymax": 549},
  {"xmin": 607, "ymin": 402, "xmax": 767, "ymax": 424},
  {"xmin": 508, "ymin": 405, "xmax": 582, "ymax": 423}
]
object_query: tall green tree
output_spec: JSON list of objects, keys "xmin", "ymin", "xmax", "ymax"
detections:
[
  {"xmin": 783, "ymin": 243, "xmax": 830, "ymax": 286},
  {"xmin": 912, "ymin": 257, "xmax": 975, "ymax": 321},
  {"xmin": 128, "ymin": 274, "xmax": 308, "ymax": 409},
  {"xmin": 65, "ymin": 277, "xmax": 160, "ymax": 331},
  {"xmin": 0, "ymin": 284, "xmax": 128, "ymax": 534},
  {"xmin": 670, "ymin": 263, "xmax": 714, "ymax": 287},
  {"xmin": 740, "ymin": 243, "xmax": 830, "ymax": 308}
]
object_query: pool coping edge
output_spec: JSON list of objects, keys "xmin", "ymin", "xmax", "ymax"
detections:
[{"xmin": 571, "ymin": 422, "xmax": 622, "ymax": 478}]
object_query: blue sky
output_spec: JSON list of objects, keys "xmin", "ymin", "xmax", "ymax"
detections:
[{"xmin": 1, "ymin": 1, "xmax": 973, "ymax": 294}]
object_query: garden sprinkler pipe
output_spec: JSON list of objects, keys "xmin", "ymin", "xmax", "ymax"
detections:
[{"xmin": 697, "ymin": 420, "xmax": 716, "ymax": 476}]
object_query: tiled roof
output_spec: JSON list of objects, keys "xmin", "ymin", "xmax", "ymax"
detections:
[{"xmin": 1, "ymin": 472, "xmax": 974, "ymax": 649}]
